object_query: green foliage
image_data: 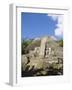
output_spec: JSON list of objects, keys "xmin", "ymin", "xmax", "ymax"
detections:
[
  {"xmin": 21, "ymin": 39, "xmax": 33, "ymax": 54},
  {"xmin": 58, "ymin": 39, "xmax": 63, "ymax": 47}
]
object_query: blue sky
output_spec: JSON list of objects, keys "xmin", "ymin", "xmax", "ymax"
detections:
[{"xmin": 21, "ymin": 12, "xmax": 63, "ymax": 40}]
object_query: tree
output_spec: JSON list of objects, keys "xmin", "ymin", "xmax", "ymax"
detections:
[
  {"xmin": 58, "ymin": 40, "xmax": 63, "ymax": 47},
  {"xmin": 21, "ymin": 39, "xmax": 33, "ymax": 54}
]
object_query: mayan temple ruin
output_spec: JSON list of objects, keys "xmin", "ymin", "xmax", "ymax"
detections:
[{"xmin": 21, "ymin": 36, "xmax": 63, "ymax": 77}]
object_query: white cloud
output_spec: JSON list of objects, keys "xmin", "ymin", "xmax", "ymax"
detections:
[
  {"xmin": 47, "ymin": 14, "xmax": 58, "ymax": 21},
  {"xmin": 47, "ymin": 14, "xmax": 63, "ymax": 37},
  {"xmin": 51, "ymin": 36, "xmax": 57, "ymax": 41},
  {"xmin": 55, "ymin": 28, "xmax": 63, "ymax": 36},
  {"xmin": 55, "ymin": 16, "xmax": 63, "ymax": 37}
]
